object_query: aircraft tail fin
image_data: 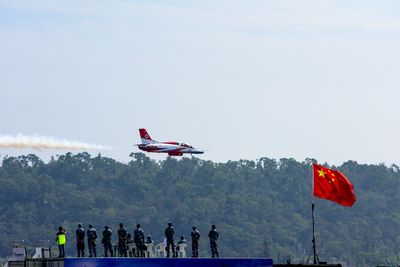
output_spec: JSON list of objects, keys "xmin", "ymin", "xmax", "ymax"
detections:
[{"xmin": 139, "ymin": 128, "xmax": 157, "ymax": 144}]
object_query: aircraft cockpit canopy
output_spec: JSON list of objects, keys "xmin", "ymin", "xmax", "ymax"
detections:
[{"xmin": 180, "ymin": 143, "xmax": 193, "ymax": 148}]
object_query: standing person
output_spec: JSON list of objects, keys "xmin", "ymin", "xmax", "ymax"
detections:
[
  {"xmin": 134, "ymin": 224, "xmax": 145, "ymax": 257},
  {"xmin": 164, "ymin": 222, "xmax": 175, "ymax": 258},
  {"xmin": 102, "ymin": 226, "xmax": 113, "ymax": 257},
  {"xmin": 76, "ymin": 223, "xmax": 85, "ymax": 257},
  {"xmin": 87, "ymin": 224, "xmax": 97, "ymax": 257},
  {"xmin": 208, "ymin": 225, "xmax": 219, "ymax": 258},
  {"xmin": 117, "ymin": 223, "xmax": 128, "ymax": 257},
  {"xmin": 191, "ymin": 225, "xmax": 200, "ymax": 258},
  {"xmin": 56, "ymin": 226, "xmax": 66, "ymax": 258}
]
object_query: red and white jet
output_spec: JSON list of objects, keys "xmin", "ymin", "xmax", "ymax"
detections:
[{"xmin": 137, "ymin": 128, "xmax": 204, "ymax": 156}]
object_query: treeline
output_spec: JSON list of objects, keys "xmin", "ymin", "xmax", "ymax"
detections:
[{"xmin": 0, "ymin": 152, "xmax": 399, "ymax": 266}]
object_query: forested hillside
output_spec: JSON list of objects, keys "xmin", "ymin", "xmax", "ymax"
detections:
[{"xmin": 0, "ymin": 152, "xmax": 399, "ymax": 266}]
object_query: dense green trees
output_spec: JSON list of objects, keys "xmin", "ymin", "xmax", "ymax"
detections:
[{"xmin": 0, "ymin": 153, "xmax": 399, "ymax": 266}]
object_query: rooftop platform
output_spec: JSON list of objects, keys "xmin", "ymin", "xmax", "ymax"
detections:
[{"xmin": 65, "ymin": 257, "xmax": 273, "ymax": 267}]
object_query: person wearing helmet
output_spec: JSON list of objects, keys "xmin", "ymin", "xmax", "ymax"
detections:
[
  {"xmin": 118, "ymin": 223, "xmax": 128, "ymax": 257},
  {"xmin": 76, "ymin": 223, "xmax": 85, "ymax": 257},
  {"xmin": 87, "ymin": 224, "xmax": 97, "ymax": 257},
  {"xmin": 102, "ymin": 225, "xmax": 113, "ymax": 257},
  {"xmin": 164, "ymin": 222, "xmax": 175, "ymax": 258},
  {"xmin": 191, "ymin": 225, "xmax": 200, "ymax": 258},
  {"xmin": 134, "ymin": 224, "xmax": 145, "ymax": 257},
  {"xmin": 208, "ymin": 225, "xmax": 219, "ymax": 258}
]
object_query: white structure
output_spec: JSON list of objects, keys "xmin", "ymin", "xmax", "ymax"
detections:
[{"xmin": 176, "ymin": 244, "xmax": 187, "ymax": 258}]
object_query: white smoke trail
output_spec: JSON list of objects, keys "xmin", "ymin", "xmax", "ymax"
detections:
[{"xmin": 0, "ymin": 134, "xmax": 110, "ymax": 150}]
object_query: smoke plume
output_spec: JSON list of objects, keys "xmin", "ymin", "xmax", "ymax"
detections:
[{"xmin": 0, "ymin": 134, "xmax": 110, "ymax": 150}]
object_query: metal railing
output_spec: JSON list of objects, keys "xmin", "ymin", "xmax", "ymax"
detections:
[{"xmin": 25, "ymin": 258, "xmax": 64, "ymax": 267}]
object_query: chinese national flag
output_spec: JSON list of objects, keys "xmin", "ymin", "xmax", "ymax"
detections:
[{"xmin": 313, "ymin": 164, "xmax": 356, "ymax": 207}]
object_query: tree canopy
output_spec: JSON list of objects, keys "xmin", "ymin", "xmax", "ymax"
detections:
[{"xmin": 0, "ymin": 152, "xmax": 399, "ymax": 266}]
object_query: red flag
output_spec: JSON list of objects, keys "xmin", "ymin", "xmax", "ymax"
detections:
[{"xmin": 313, "ymin": 163, "xmax": 356, "ymax": 207}]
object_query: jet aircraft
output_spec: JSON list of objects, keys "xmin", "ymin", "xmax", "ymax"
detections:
[{"xmin": 137, "ymin": 128, "xmax": 204, "ymax": 156}]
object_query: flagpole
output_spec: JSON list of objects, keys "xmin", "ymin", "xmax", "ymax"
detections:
[
  {"xmin": 311, "ymin": 162, "xmax": 318, "ymax": 264},
  {"xmin": 312, "ymin": 202, "xmax": 319, "ymax": 264}
]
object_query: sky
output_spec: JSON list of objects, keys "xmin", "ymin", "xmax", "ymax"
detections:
[{"xmin": 0, "ymin": 0, "xmax": 400, "ymax": 165}]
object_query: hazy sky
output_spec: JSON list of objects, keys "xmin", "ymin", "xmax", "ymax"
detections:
[{"xmin": 1, "ymin": 0, "xmax": 400, "ymax": 165}]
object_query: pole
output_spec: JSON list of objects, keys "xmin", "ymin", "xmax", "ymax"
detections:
[{"xmin": 312, "ymin": 202, "xmax": 318, "ymax": 264}]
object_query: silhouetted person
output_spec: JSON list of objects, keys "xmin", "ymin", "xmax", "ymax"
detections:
[
  {"xmin": 165, "ymin": 222, "xmax": 175, "ymax": 258},
  {"xmin": 76, "ymin": 223, "xmax": 85, "ymax": 257},
  {"xmin": 117, "ymin": 223, "xmax": 128, "ymax": 257},
  {"xmin": 102, "ymin": 226, "xmax": 113, "ymax": 257},
  {"xmin": 208, "ymin": 225, "xmax": 219, "ymax": 258},
  {"xmin": 134, "ymin": 224, "xmax": 145, "ymax": 257},
  {"xmin": 87, "ymin": 224, "xmax": 97, "ymax": 257},
  {"xmin": 191, "ymin": 225, "xmax": 200, "ymax": 258}
]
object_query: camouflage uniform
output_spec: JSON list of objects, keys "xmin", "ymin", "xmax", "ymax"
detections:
[
  {"xmin": 76, "ymin": 224, "xmax": 85, "ymax": 257},
  {"xmin": 118, "ymin": 223, "xmax": 128, "ymax": 257},
  {"xmin": 102, "ymin": 226, "xmax": 113, "ymax": 257},
  {"xmin": 208, "ymin": 225, "xmax": 219, "ymax": 258},
  {"xmin": 87, "ymin": 225, "xmax": 97, "ymax": 257},
  {"xmin": 134, "ymin": 224, "xmax": 145, "ymax": 257},
  {"xmin": 191, "ymin": 226, "xmax": 200, "ymax": 258},
  {"xmin": 165, "ymin": 223, "xmax": 175, "ymax": 258}
]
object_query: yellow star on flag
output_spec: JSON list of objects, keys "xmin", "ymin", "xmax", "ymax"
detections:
[{"xmin": 318, "ymin": 169, "xmax": 326, "ymax": 177}]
